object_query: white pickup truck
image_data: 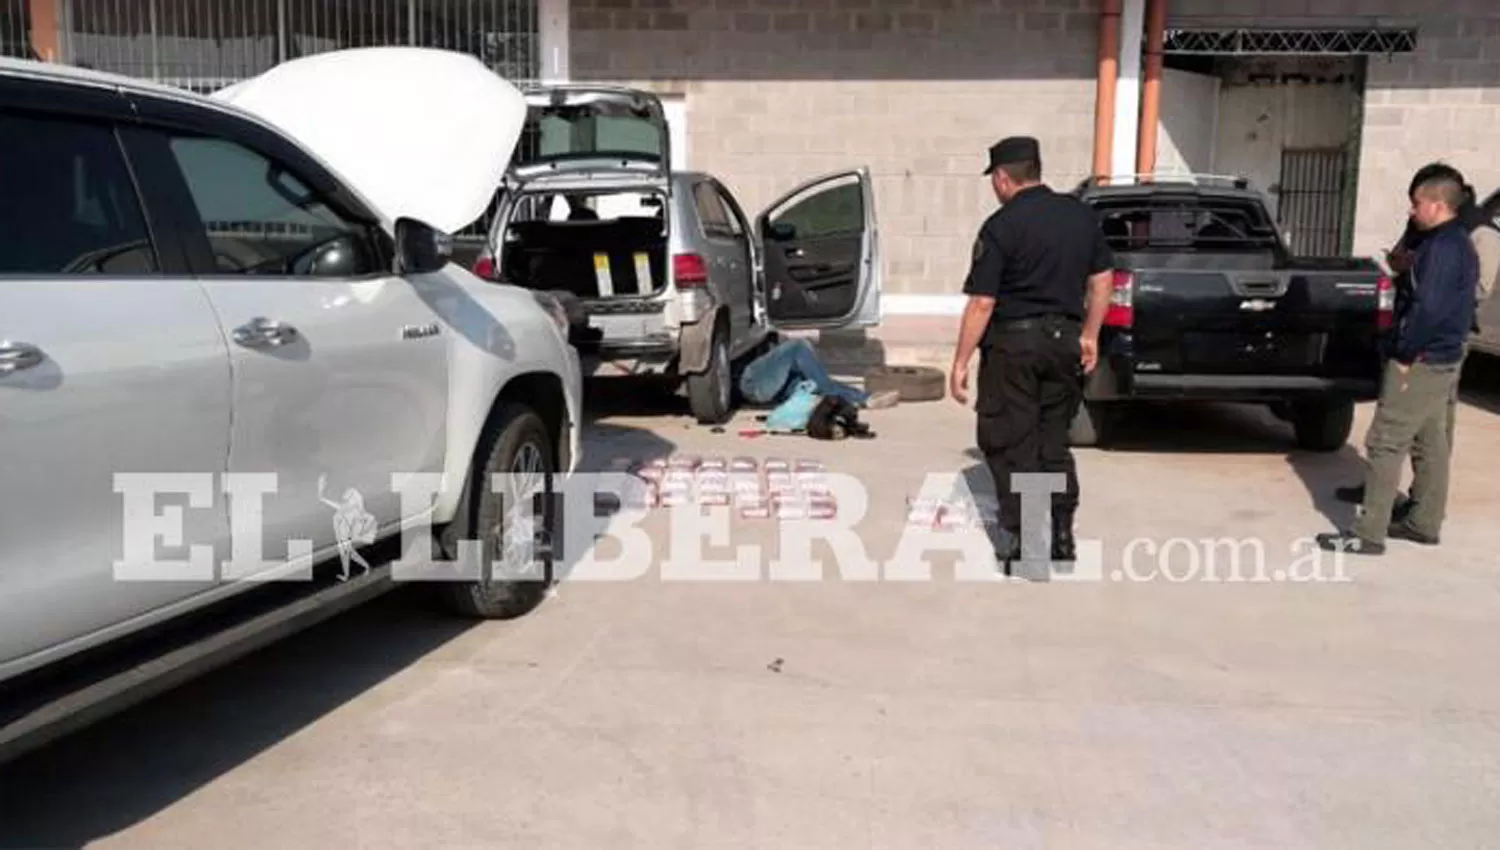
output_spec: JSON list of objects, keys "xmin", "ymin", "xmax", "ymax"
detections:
[{"xmin": 0, "ymin": 47, "xmax": 582, "ymax": 724}]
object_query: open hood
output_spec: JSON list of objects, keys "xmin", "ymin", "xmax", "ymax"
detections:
[
  {"xmin": 213, "ymin": 47, "xmax": 526, "ymax": 234},
  {"xmin": 511, "ymin": 85, "xmax": 669, "ymax": 181}
]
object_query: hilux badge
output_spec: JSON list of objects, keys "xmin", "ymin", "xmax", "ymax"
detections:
[
  {"xmin": 1239, "ymin": 299, "xmax": 1276, "ymax": 312},
  {"xmin": 401, "ymin": 322, "xmax": 441, "ymax": 340}
]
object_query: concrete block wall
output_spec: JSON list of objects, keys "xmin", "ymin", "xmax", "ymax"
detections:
[
  {"xmin": 1168, "ymin": 0, "xmax": 1500, "ymax": 257},
  {"xmin": 570, "ymin": 0, "xmax": 1103, "ymax": 297}
]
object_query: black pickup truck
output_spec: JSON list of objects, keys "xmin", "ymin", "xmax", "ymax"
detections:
[{"xmin": 1070, "ymin": 177, "xmax": 1390, "ymax": 451}]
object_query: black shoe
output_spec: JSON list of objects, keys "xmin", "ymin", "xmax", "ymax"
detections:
[
  {"xmin": 1337, "ymin": 485, "xmax": 1415, "ymax": 518},
  {"xmin": 994, "ymin": 532, "xmax": 1021, "ymax": 574},
  {"xmin": 1391, "ymin": 495, "xmax": 1416, "ymax": 524},
  {"xmin": 1051, "ymin": 525, "xmax": 1077, "ymax": 562},
  {"xmin": 1315, "ymin": 532, "xmax": 1386, "ymax": 556},
  {"xmin": 995, "ymin": 535, "xmax": 1021, "ymax": 563},
  {"xmin": 1387, "ymin": 520, "xmax": 1439, "ymax": 546}
]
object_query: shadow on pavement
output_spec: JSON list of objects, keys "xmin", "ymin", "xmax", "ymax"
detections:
[
  {"xmin": 1077, "ymin": 401, "xmax": 1369, "ymax": 528},
  {"xmin": 1459, "ymin": 351, "xmax": 1500, "ymax": 416},
  {"xmin": 961, "ymin": 463, "xmax": 1007, "ymax": 556},
  {"xmin": 961, "ymin": 400, "xmax": 1370, "ymax": 531},
  {"xmin": 574, "ymin": 380, "xmax": 682, "ymax": 469},
  {"xmin": 553, "ymin": 404, "xmax": 678, "ymax": 584},
  {"xmin": 0, "ymin": 418, "xmax": 676, "ymax": 849},
  {"xmin": 1106, "ymin": 402, "xmax": 1368, "ymax": 528},
  {"xmin": 1285, "ymin": 445, "xmax": 1366, "ymax": 530},
  {"xmin": 0, "ymin": 588, "xmax": 468, "ymax": 848},
  {"xmin": 1094, "ymin": 401, "xmax": 1300, "ymax": 454},
  {"xmin": 581, "ymin": 376, "xmax": 690, "ymax": 423},
  {"xmin": 956, "ymin": 402, "xmax": 1297, "ymax": 457}
]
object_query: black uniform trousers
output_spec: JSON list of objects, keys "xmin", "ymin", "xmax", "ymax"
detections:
[{"xmin": 975, "ymin": 315, "xmax": 1084, "ymax": 540}]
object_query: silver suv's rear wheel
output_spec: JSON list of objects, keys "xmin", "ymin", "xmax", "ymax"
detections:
[{"xmin": 688, "ymin": 328, "xmax": 733, "ymax": 425}]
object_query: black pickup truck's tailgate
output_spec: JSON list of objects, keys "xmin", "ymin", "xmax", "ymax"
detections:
[
  {"xmin": 1125, "ymin": 254, "xmax": 1386, "ymax": 381},
  {"xmin": 1081, "ymin": 185, "xmax": 1388, "ymax": 401}
]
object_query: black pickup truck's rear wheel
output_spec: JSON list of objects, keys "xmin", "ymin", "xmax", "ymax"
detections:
[
  {"xmin": 1291, "ymin": 398, "xmax": 1355, "ymax": 452},
  {"xmin": 1069, "ymin": 401, "xmax": 1113, "ymax": 447}
]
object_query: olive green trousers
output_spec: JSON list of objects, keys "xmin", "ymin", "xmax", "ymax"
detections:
[{"xmin": 1353, "ymin": 358, "xmax": 1463, "ymax": 543}]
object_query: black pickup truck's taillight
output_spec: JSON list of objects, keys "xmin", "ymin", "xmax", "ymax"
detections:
[
  {"xmin": 1105, "ymin": 270, "xmax": 1135, "ymax": 328},
  {"xmin": 1376, "ymin": 273, "xmax": 1395, "ymax": 329}
]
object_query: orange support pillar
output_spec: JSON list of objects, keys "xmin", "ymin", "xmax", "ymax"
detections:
[
  {"xmin": 1135, "ymin": 0, "xmax": 1167, "ymax": 176},
  {"xmin": 1092, "ymin": 0, "xmax": 1122, "ymax": 181},
  {"xmin": 28, "ymin": 0, "xmax": 60, "ymax": 62}
]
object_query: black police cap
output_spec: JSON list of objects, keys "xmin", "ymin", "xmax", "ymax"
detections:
[{"xmin": 983, "ymin": 136, "xmax": 1041, "ymax": 175}]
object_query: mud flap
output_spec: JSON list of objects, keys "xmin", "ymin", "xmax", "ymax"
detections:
[{"xmin": 678, "ymin": 308, "xmax": 726, "ymax": 375}]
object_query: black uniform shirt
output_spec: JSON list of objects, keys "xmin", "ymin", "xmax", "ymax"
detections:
[{"xmin": 961, "ymin": 185, "xmax": 1114, "ymax": 339}]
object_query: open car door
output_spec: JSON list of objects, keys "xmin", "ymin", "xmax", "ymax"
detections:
[{"xmin": 756, "ymin": 168, "xmax": 881, "ymax": 330}]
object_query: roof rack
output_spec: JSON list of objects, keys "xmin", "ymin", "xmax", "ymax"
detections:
[{"xmin": 1077, "ymin": 173, "xmax": 1255, "ymax": 191}]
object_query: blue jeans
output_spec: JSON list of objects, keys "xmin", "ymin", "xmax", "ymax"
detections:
[{"xmin": 739, "ymin": 339, "xmax": 868, "ymax": 407}]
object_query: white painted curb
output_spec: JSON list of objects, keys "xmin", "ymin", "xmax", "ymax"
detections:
[{"xmin": 879, "ymin": 295, "xmax": 967, "ymax": 316}]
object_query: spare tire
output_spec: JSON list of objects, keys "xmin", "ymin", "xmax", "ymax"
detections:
[{"xmin": 864, "ymin": 365, "xmax": 946, "ymax": 403}]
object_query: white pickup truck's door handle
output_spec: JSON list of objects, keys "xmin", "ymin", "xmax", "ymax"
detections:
[
  {"xmin": 232, "ymin": 317, "xmax": 300, "ymax": 349},
  {"xmin": 0, "ymin": 341, "xmax": 45, "ymax": 374}
]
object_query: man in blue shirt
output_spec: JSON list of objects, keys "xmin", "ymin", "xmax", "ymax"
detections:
[
  {"xmin": 1319, "ymin": 167, "xmax": 1478, "ymax": 555},
  {"xmin": 1333, "ymin": 170, "xmax": 1498, "ymax": 516}
]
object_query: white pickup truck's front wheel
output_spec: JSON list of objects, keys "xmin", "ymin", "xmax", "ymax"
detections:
[{"xmin": 446, "ymin": 403, "xmax": 556, "ymax": 620}]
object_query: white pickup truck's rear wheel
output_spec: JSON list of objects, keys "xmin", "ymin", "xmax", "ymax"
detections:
[{"xmin": 446, "ymin": 403, "xmax": 556, "ymax": 619}]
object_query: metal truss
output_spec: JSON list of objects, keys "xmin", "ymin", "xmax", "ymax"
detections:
[{"xmin": 1163, "ymin": 27, "xmax": 1418, "ymax": 56}]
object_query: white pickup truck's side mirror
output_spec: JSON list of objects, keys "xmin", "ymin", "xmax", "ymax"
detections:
[{"xmin": 394, "ymin": 217, "xmax": 453, "ymax": 275}]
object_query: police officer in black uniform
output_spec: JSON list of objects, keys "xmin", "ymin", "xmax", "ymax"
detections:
[{"xmin": 949, "ymin": 137, "xmax": 1115, "ymax": 569}]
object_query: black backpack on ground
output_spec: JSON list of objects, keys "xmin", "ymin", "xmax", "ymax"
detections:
[{"xmin": 807, "ymin": 396, "xmax": 874, "ymax": 441}]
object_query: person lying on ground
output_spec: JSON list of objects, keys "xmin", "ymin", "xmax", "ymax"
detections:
[{"xmin": 738, "ymin": 338, "xmax": 899, "ymax": 410}]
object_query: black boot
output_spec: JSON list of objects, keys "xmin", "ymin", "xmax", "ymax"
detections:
[
  {"xmin": 1387, "ymin": 519, "xmax": 1439, "ymax": 546},
  {"xmin": 1315, "ymin": 532, "xmax": 1385, "ymax": 556},
  {"xmin": 1337, "ymin": 483, "xmax": 1415, "ymax": 519},
  {"xmin": 1391, "ymin": 493, "xmax": 1416, "ymax": 524},
  {"xmin": 1052, "ymin": 516, "xmax": 1077, "ymax": 562},
  {"xmin": 995, "ymin": 530, "xmax": 1021, "ymax": 574}
]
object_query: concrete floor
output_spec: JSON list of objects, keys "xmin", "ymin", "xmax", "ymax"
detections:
[{"xmin": 3, "ymin": 362, "xmax": 1500, "ymax": 849}]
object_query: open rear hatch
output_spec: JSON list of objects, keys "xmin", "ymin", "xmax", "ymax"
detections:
[
  {"xmin": 511, "ymin": 85, "xmax": 670, "ymax": 183},
  {"xmin": 482, "ymin": 86, "xmax": 676, "ymax": 350},
  {"xmin": 498, "ymin": 187, "xmax": 669, "ymax": 302}
]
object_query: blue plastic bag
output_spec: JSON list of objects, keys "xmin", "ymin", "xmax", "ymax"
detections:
[{"xmin": 764, "ymin": 380, "xmax": 821, "ymax": 433}]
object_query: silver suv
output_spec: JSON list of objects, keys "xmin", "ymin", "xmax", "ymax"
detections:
[{"xmin": 473, "ymin": 85, "xmax": 884, "ymax": 424}]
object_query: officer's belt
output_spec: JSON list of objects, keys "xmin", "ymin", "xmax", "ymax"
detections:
[{"xmin": 991, "ymin": 314, "xmax": 1079, "ymax": 333}]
